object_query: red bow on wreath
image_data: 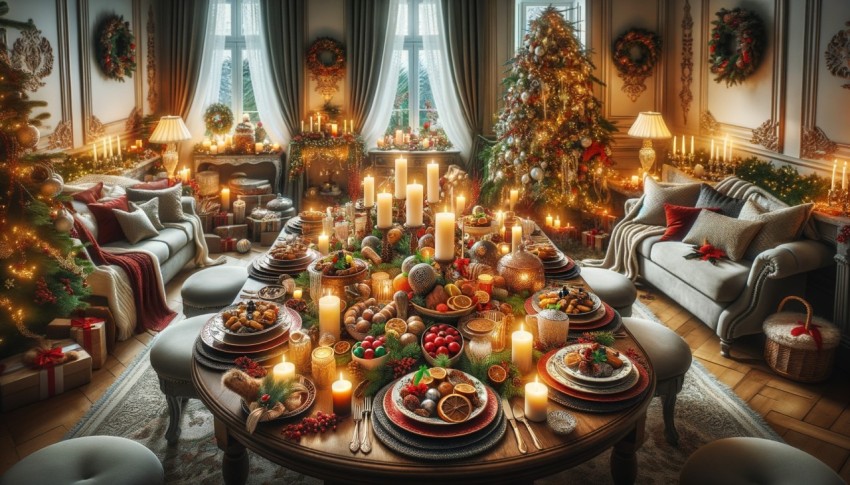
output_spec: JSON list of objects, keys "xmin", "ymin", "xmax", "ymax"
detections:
[
  {"xmin": 790, "ymin": 321, "xmax": 823, "ymax": 351},
  {"xmin": 582, "ymin": 142, "xmax": 610, "ymax": 166},
  {"xmin": 453, "ymin": 258, "xmax": 471, "ymax": 278},
  {"xmin": 35, "ymin": 347, "xmax": 65, "ymax": 369}
]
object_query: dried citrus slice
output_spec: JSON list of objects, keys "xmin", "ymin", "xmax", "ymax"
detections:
[
  {"xmin": 333, "ymin": 341, "xmax": 351, "ymax": 355},
  {"xmin": 444, "ymin": 283, "xmax": 462, "ymax": 297},
  {"xmin": 385, "ymin": 318, "xmax": 407, "ymax": 335},
  {"xmin": 453, "ymin": 383, "xmax": 477, "ymax": 401},
  {"xmin": 437, "ymin": 394, "xmax": 472, "ymax": 423},
  {"xmin": 417, "ymin": 375, "xmax": 434, "ymax": 387},
  {"xmin": 447, "ymin": 295, "xmax": 473, "ymax": 310},
  {"xmin": 487, "ymin": 364, "xmax": 507, "ymax": 384},
  {"xmin": 428, "ymin": 366, "xmax": 448, "ymax": 382},
  {"xmin": 474, "ymin": 290, "xmax": 490, "ymax": 304},
  {"xmin": 466, "ymin": 318, "xmax": 495, "ymax": 334}
]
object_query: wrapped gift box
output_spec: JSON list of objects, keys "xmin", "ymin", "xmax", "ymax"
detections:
[
  {"xmin": 594, "ymin": 233, "xmax": 609, "ymax": 251},
  {"xmin": 213, "ymin": 212, "xmax": 234, "ymax": 229},
  {"xmin": 0, "ymin": 342, "xmax": 92, "ymax": 411},
  {"xmin": 222, "ymin": 237, "xmax": 237, "ymax": 252},
  {"xmin": 214, "ymin": 224, "xmax": 248, "ymax": 240},
  {"xmin": 246, "ymin": 215, "xmax": 282, "ymax": 241},
  {"xmin": 582, "ymin": 229, "xmax": 608, "ymax": 249},
  {"xmin": 205, "ymin": 233, "xmax": 222, "ymax": 253},
  {"xmin": 260, "ymin": 231, "xmax": 279, "ymax": 246},
  {"xmin": 46, "ymin": 317, "xmax": 107, "ymax": 369},
  {"xmin": 237, "ymin": 194, "xmax": 276, "ymax": 215},
  {"xmin": 198, "ymin": 213, "xmax": 214, "ymax": 233}
]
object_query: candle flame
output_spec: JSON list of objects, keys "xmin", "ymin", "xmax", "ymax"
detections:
[
  {"xmin": 339, "ymin": 372, "xmax": 344, "ymax": 381},
  {"xmin": 282, "ymin": 355, "xmax": 287, "ymax": 364},
  {"xmin": 534, "ymin": 375, "xmax": 539, "ymax": 384},
  {"xmin": 520, "ymin": 323, "xmax": 525, "ymax": 332}
]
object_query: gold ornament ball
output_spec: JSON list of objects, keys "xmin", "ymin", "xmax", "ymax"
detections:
[
  {"xmin": 387, "ymin": 227, "xmax": 403, "ymax": 245},
  {"xmin": 40, "ymin": 173, "xmax": 64, "ymax": 197},
  {"xmin": 16, "ymin": 124, "xmax": 40, "ymax": 149},
  {"xmin": 236, "ymin": 239, "xmax": 252, "ymax": 254}
]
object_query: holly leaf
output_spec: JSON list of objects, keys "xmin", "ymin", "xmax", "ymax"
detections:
[
  {"xmin": 591, "ymin": 348, "xmax": 608, "ymax": 364},
  {"xmin": 413, "ymin": 364, "xmax": 431, "ymax": 385}
]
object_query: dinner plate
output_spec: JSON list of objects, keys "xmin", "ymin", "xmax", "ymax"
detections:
[
  {"xmin": 552, "ymin": 343, "xmax": 634, "ymax": 384},
  {"xmin": 214, "ymin": 301, "xmax": 290, "ymax": 341},
  {"xmin": 382, "ymin": 384, "xmax": 499, "ymax": 439},
  {"xmin": 546, "ymin": 358, "xmax": 640, "ymax": 395},
  {"xmin": 200, "ymin": 307, "xmax": 301, "ymax": 351},
  {"xmin": 531, "ymin": 287, "xmax": 602, "ymax": 317},
  {"xmin": 525, "ymin": 299, "xmax": 616, "ymax": 330},
  {"xmin": 390, "ymin": 370, "xmax": 488, "ymax": 426},
  {"xmin": 537, "ymin": 349, "xmax": 651, "ymax": 403},
  {"xmin": 257, "ymin": 285, "xmax": 287, "ymax": 301},
  {"xmin": 240, "ymin": 375, "xmax": 316, "ymax": 421}
]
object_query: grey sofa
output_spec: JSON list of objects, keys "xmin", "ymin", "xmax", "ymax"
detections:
[{"xmin": 624, "ymin": 177, "xmax": 833, "ymax": 357}]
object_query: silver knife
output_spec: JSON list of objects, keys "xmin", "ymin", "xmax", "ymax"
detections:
[
  {"xmin": 513, "ymin": 403, "xmax": 543, "ymax": 450},
  {"xmin": 502, "ymin": 397, "xmax": 528, "ymax": 454}
]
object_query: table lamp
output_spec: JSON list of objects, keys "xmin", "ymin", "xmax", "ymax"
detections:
[
  {"xmin": 149, "ymin": 115, "xmax": 192, "ymax": 178},
  {"xmin": 627, "ymin": 112, "xmax": 671, "ymax": 176}
]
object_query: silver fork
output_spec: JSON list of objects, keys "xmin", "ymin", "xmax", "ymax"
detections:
[
  {"xmin": 348, "ymin": 401, "xmax": 361, "ymax": 453},
  {"xmin": 360, "ymin": 398, "xmax": 372, "ymax": 453},
  {"xmin": 513, "ymin": 403, "xmax": 543, "ymax": 450}
]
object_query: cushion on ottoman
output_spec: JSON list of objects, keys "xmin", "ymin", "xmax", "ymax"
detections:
[
  {"xmin": 622, "ymin": 317, "xmax": 692, "ymax": 381},
  {"xmin": 181, "ymin": 266, "xmax": 248, "ymax": 309},
  {"xmin": 579, "ymin": 267, "xmax": 637, "ymax": 310},
  {"xmin": 149, "ymin": 315, "xmax": 211, "ymax": 381},
  {"xmin": 0, "ymin": 436, "xmax": 163, "ymax": 485}
]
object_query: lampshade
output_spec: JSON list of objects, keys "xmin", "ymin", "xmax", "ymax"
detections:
[
  {"xmin": 627, "ymin": 112, "xmax": 672, "ymax": 140},
  {"xmin": 149, "ymin": 116, "xmax": 192, "ymax": 143}
]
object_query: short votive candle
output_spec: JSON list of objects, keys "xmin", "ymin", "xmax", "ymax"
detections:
[
  {"xmin": 311, "ymin": 346, "xmax": 336, "ymax": 389},
  {"xmin": 273, "ymin": 355, "xmax": 296, "ymax": 383},
  {"xmin": 331, "ymin": 372, "xmax": 352, "ymax": 416}
]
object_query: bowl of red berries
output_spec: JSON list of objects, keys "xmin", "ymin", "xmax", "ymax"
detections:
[
  {"xmin": 421, "ymin": 324, "xmax": 464, "ymax": 368},
  {"xmin": 351, "ymin": 334, "xmax": 389, "ymax": 371}
]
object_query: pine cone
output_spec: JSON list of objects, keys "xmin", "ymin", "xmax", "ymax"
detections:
[{"xmin": 347, "ymin": 360, "xmax": 364, "ymax": 382}]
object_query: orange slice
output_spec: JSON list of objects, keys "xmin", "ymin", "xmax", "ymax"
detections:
[
  {"xmin": 437, "ymin": 394, "xmax": 472, "ymax": 423},
  {"xmin": 474, "ymin": 290, "xmax": 490, "ymax": 304},
  {"xmin": 385, "ymin": 318, "xmax": 408, "ymax": 335},
  {"xmin": 487, "ymin": 365, "xmax": 507, "ymax": 384},
  {"xmin": 333, "ymin": 341, "xmax": 351, "ymax": 355},
  {"xmin": 428, "ymin": 366, "xmax": 448, "ymax": 383},
  {"xmin": 453, "ymin": 383, "xmax": 477, "ymax": 401},
  {"xmin": 447, "ymin": 295, "xmax": 473, "ymax": 310},
  {"xmin": 466, "ymin": 318, "xmax": 495, "ymax": 334}
]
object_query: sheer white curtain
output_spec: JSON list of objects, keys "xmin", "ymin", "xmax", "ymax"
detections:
[
  {"xmin": 360, "ymin": 0, "xmax": 403, "ymax": 149},
  {"xmin": 243, "ymin": 0, "xmax": 290, "ymax": 144},
  {"xmin": 182, "ymin": 0, "xmax": 227, "ymax": 162},
  {"xmin": 421, "ymin": 0, "xmax": 472, "ymax": 162}
]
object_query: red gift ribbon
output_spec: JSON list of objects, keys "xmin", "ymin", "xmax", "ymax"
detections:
[
  {"xmin": 35, "ymin": 347, "xmax": 64, "ymax": 369},
  {"xmin": 790, "ymin": 321, "xmax": 823, "ymax": 351},
  {"xmin": 71, "ymin": 317, "xmax": 100, "ymax": 354}
]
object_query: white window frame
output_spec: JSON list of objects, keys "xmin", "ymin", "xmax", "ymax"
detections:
[
  {"xmin": 221, "ymin": 0, "xmax": 257, "ymax": 120},
  {"xmin": 514, "ymin": 1, "xmax": 586, "ymax": 50},
  {"xmin": 392, "ymin": 0, "xmax": 438, "ymax": 131}
]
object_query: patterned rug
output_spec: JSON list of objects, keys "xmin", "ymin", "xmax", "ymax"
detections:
[{"xmin": 67, "ymin": 302, "xmax": 780, "ymax": 484}]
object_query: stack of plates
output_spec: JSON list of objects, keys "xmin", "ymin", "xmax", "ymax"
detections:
[
  {"xmin": 537, "ymin": 344, "xmax": 651, "ymax": 413},
  {"xmin": 370, "ymin": 370, "xmax": 506, "ymax": 460},
  {"xmin": 193, "ymin": 302, "xmax": 302, "ymax": 371},
  {"xmin": 248, "ymin": 248, "xmax": 319, "ymax": 283},
  {"xmin": 283, "ymin": 216, "xmax": 323, "ymax": 238},
  {"xmin": 541, "ymin": 252, "xmax": 580, "ymax": 280},
  {"xmin": 525, "ymin": 288, "xmax": 621, "ymax": 335}
]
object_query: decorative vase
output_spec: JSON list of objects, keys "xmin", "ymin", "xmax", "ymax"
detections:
[{"xmin": 496, "ymin": 248, "xmax": 545, "ymax": 294}]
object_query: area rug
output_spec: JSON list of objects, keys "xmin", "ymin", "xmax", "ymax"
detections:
[{"xmin": 67, "ymin": 301, "xmax": 780, "ymax": 484}]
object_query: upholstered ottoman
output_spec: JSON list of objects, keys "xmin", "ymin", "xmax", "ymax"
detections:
[
  {"xmin": 150, "ymin": 314, "xmax": 213, "ymax": 443},
  {"xmin": 622, "ymin": 317, "xmax": 692, "ymax": 446},
  {"xmin": 580, "ymin": 267, "xmax": 637, "ymax": 317},
  {"xmin": 0, "ymin": 436, "xmax": 163, "ymax": 485},
  {"xmin": 680, "ymin": 437, "xmax": 844, "ymax": 485},
  {"xmin": 181, "ymin": 265, "xmax": 247, "ymax": 317}
]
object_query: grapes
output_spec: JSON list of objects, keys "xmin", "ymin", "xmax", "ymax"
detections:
[{"xmin": 281, "ymin": 412, "xmax": 341, "ymax": 441}]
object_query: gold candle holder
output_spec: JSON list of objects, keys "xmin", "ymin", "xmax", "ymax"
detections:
[
  {"xmin": 288, "ymin": 330, "xmax": 312, "ymax": 374},
  {"xmin": 404, "ymin": 223, "xmax": 423, "ymax": 255},
  {"xmin": 311, "ymin": 346, "xmax": 336, "ymax": 389}
]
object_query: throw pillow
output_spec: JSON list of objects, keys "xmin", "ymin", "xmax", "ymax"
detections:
[
  {"xmin": 132, "ymin": 179, "xmax": 170, "ymax": 190},
  {"xmin": 683, "ymin": 210, "xmax": 764, "ymax": 262},
  {"xmin": 71, "ymin": 182, "xmax": 104, "ymax": 205},
  {"xmin": 633, "ymin": 177, "xmax": 701, "ymax": 226},
  {"xmin": 695, "ymin": 184, "xmax": 746, "ymax": 217},
  {"xmin": 738, "ymin": 199, "xmax": 814, "ymax": 260},
  {"xmin": 87, "ymin": 196, "xmax": 130, "ymax": 245},
  {"xmin": 660, "ymin": 204, "xmax": 721, "ymax": 241},
  {"xmin": 112, "ymin": 208, "xmax": 159, "ymax": 244},
  {"xmin": 130, "ymin": 198, "xmax": 165, "ymax": 230},
  {"xmin": 126, "ymin": 183, "xmax": 184, "ymax": 223}
]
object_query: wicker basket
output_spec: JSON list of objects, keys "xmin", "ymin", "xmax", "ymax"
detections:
[{"xmin": 763, "ymin": 296, "xmax": 840, "ymax": 383}]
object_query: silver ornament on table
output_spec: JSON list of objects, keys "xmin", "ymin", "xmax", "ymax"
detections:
[
  {"xmin": 530, "ymin": 167, "xmax": 544, "ymax": 181},
  {"xmin": 581, "ymin": 137, "xmax": 592, "ymax": 148},
  {"xmin": 495, "ymin": 170, "xmax": 504, "ymax": 181},
  {"xmin": 521, "ymin": 173, "xmax": 530, "ymax": 185},
  {"xmin": 507, "ymin": 136, "xmax": 515, "ymax": 146}
]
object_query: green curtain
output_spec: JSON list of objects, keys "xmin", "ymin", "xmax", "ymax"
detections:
[
  {"xmin": 441, "ymin": 0, "xmax": 487, "ymax": 175},
  {"xmin": 160, "ymin": 0, "xmax": 209, "ymax": 119},
  {"xmin": 345, "ymin": 0, "xmax": 392, "ymax": 130},
  {"xmin": 262, "ymin": 0, "xmax": 305, "ymax": 206}
]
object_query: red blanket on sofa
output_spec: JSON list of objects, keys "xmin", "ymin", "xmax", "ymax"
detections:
[{"xmin": 73, "ymin": 219, "xmax": 177, "ymax": 333}]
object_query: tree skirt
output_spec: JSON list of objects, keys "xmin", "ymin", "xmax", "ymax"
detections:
[{"xmin": 66, "ymin": 301, "xmax": 780, "ymax": 484}]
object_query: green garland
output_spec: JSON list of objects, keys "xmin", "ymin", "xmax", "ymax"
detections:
[
  {"xmin": 203, "ymin": 103, "xmax": 234, "ymax": 136},
  {"xmin": 457, "ymin": 350, "xmax": 523, "ymax": 399},
  {"xmin": 288, "ymin": 133, "xmax": 366, "ymax": 179},
  {"xmin": 734, "ymin": 157, "xmax": 830, "ymax": 205}
]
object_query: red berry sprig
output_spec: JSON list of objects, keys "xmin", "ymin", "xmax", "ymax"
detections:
[
  {"xmin": 281, "ymin": 412, "xmax": 340, "ymax": 441},
  {"xmin": 389, "ymin": 357, "xmax": 417, "ymax": 378},
  {"xmin": 234, "ymin": 356, "xmax": 267, "ymax": 378},
  {"xmin": 34, "ymin": 278, "xmax": 57, "ymax": 305}
]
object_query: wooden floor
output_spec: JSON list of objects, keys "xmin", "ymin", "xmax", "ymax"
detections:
[{"xmin": 1, "ymin": 253, "xmax": 849, "ymax": 482}]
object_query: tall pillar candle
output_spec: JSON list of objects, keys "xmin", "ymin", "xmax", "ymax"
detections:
[
  {"xmin": 233, "ymin": 200, "xmax": 246, "ymax": 224},
  {"xmin": 394, "ymin": 158, "xmax": 408, "ymax": 199},
  {"xmin": 92, "ymin": 143, "xmax": 98, "ymax": 164},
  {"xmin": 221, "ymin": 187, "xmax": 231, "ymax": 211},
  {"xmin": 394, "ymin": 129, "xmax": 403, "ymax": 146},
  {"xmin": 426, "ymin": 161, "xmax": 440, "ymax": 203},
  {"xmin": 376, "ymin": 192, "xmax": 393, "ymax": 228},
  {"xmin": 844, "ymin": 161, "xmax": 848, "ymax": 191},
  {"xmin": 117, "ymin": 137, "xmax": 122, "ymax": 159},
  {"xmin": 832, "ymin": 160, "xmax": 837, "ymax": 190},
  {"xmin": 318, "ymin": 292, "xmax": 341, "ymax": 341},
  {"xmin": 512, "ymin": 324, "xmax": 533, "ymax": 374},
  {"xmin": 434, "ymin": 210, "xmax": 456, "ymax": 261},
  {"xmin": 509, "ymin": 189, "xmax": 519, "ymax": 211},
  {"xmin": 311, "ymin": 346, "xmax": 335, "ymax": 389},
  {"xmin": 406, "ymin": 182, "xmax": 423, "ymax": 226},
  {"xmin": 545, "ymin": 214, "xmax": 553, "ymax": 227},
  {"xmin": 512, "ymin": 224, "xmax": 523, "ymax": 253},
  {"xmin": 455, "ymin": 194, "xmax": 466, "ymax": 214},
  {"xmin": 363, "ymin": 175, "xmax": 375, "ymax": 207},
  {"xmin": 524, "ymin": 376, "xmax": 548, "ymax": 422},
  {"xmin": 318, "ymin": 233, "xmax": 330, "ymax": 255},
  {"xmin": 690, "ymin": 135, "xmax": 695, "ymax": 156}
]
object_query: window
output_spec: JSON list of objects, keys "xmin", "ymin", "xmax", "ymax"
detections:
[
  {"xmin": 215, "ymin": 0, "xmax": 258, "ymax": 123},
  {"xmin": 387, "ymin": 0, "xmax": 439, "ymax": 133},
  {"xmin": 515, "ymin": 1, "xmax": 586, "ymax": 50}
]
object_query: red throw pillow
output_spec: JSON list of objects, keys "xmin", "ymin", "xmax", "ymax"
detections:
[
  {"xmin": 71, "ymin": 182, "xmax": 104, "ymax": 205},
  {"xmin": 132, "ymin": 179, "xmax": 170, "ymax": 190},
  {"xmin": 660, "ymin": 204, "xmax": 720, "ymax": 241},
  {"xmin": 87, "ymin": 196, "xmax": 130, "ymax": 244}
]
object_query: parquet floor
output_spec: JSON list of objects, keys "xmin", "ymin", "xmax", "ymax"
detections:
[{"xmin": 1, "ymin": 253, "xmax": 849, "ymax": 482}]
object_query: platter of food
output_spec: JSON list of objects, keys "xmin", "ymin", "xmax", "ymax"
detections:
[
  {"xmin": 537, "ymin": 349, "xmax": 651, "ymax": 403},
  {"xmin": 390, "ymin": 368, "xmax": 488, "ymax": 426},
  {"xmin": 381, "ymin": 384, "xmax": 500, "ymax": 439},
  {"xmin": 531, "ymin": 286, "xmax": 602, "ymax": 317}
]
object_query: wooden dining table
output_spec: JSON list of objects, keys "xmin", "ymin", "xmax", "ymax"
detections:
[{"xmin": 192, "ymin": 234, "xmax": 656, "ymax": 484}]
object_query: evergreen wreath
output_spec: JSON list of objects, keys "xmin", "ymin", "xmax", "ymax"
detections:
[
  {"xmin": 612, "ymin": 28, "xmax": 661, "ymax": 77},
  {"xmin": 708, "ymin": 8, "xmax": 765, "ymax": 86},
  {"xmin": 306, "ymin": 37, "xmax": 345, "ymax": 80},
  {"xmin": 97, "ymin": 15, "xmax": 136, "ymax": 81},
  {"xmin": 203, "ymin": 103, "xmax": 234, "ymax": 136}
]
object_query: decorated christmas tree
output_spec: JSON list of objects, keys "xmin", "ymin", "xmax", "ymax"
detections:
[
  {"xmin": 483, "ymin": 7, "xmax": 616, "ymax": 213},
  {"xmin": 0, "ymin": 8, "xmax": 93, "ymax": 357}
]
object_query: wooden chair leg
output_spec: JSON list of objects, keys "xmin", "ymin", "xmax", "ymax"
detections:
[
  {"xmin": 164, "ymin": 393, "xmax": 184, "ymax": 444},
  {"xmin": 661, "ymin": 391, "xmax": 679, "ymax": 446},
  {"xmin": 720, "ymin": 338, "xmax": 733, "ymax": 358}
]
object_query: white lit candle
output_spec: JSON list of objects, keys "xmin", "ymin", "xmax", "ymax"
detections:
[
  {"xmin": 710, "ymin": 139, "xmax": 715, "ymax": 160},
  {"xmin": 690, "ymin": 135, "xmax": 695, "ymax": 156},
  {"xmin": 293, "ymin": 288, "xmax": 303, "ymax": 300},
  {"xmin": 92, "ymin": 143, "xmax": 98, "ymax": 164},
  {"xmin": 435, "ymin": 209, "xmax": 455, "ymax": 261},
  {"xmin": 272, "ymin": 143, "xmax": 280, "ymax": 151},
  {"xmin": 509, "ymin": 189, "xmax": 519, "ymax": 211},
  {"xmin": 426, "ymin": 161, "xmax": 440, "ymax": 203},
  {"xmin": 331, "ymin": 123, "xmax": 338, "ymax": 136},
  {"xmin": 363, "ymin": 175, "xmax": 375, "ymax": 208},
  {"xmin": 220, "ymin": 187, "xmax": 230, "ymax": 211},
  {"xmin": 210, "ymin": 144, "xmax": 218, "ymax": 155},
  {"xmin": 455, "ymin": 194, "xmax": 466, "ymax": 214},
  {"xmin": 318, "ymin": 292, "xmax": 341, "ymax": 341},
  {"xmin": 301, "ymin": 120, "xmax": 305, "ymax": 133},
  {"xmin": 332, "ymin": 372, "xmax": 352, "ymax": 416},
  {"xmin": 843, "ymin": 161, "xmax": 847, "ymax": 191},
  {"xmin": 376, "ymin": 192, "xmax": 393, "ymax": 228},
  {"xmin": 545, "ymin": 214, "xmax": 553, "ymax": 227},
  {"xmin": 394, "ymin": 157, "xmax": 408, "ymax": 199},
  {"xmin": 318, "ymin": 232, "xmax": 330, "ymax": 255},
  {"xmin": 512, "ymin": 323, "xmax": 533, "ymax": 374},
  {"xmin": 673, "ymin": 136, "xmax": 677, "ymax": 155},
  {"xmin": 343, "ymin": 120, "xmax": 347, "ymax": 133},
  {"xmin": 524, "ymin": 376, "xmax": 548, "ymax": 422},
  {"xmin": 631, "ymin": 175, "xmax": 640, "ymax": 185},
  {"xmin": 310, "ymin": 117, "xmax": 314, "ymax": 132},
  {"xmin": 681, "ymin": 135, "xmax": 686, "ymax": 156},
  {"xmin": 350, "ymin": 119, "xmax": 354, "ymax": 133},
  {"xmin": 225, "ymin": 134, "xmax": 233, "ymax": 148},
  {"xmin": 554, "ymin": 217, "xmax": 561, "ymax": 229},
  {"xmin": 512, "ymin": 224, "xmax": 523, "ymax": 253},
  {"xmin": 102, "ymin": 137, "xmax": 108, "ymax": 159},
  {"xmin": 495, "ymin": 210, "xmax": 503, "ymax": 229},
  {"xmin": 180, "ymin": 167, "xmax": 190, "ymax": 183},
  {"xmin": 117, "ymin": 137, "xmax": 122, "ymax": 159},
  {"xmin": 255, "ymin": 142, "xmax": 264, "ymax": 153},
  {"xmin": 108, "ymin": 136, "xmax": 113, "ymax": 158},
  {"xmin": 831, "ymin": 160, "xmax": 837, "ymax": 191},
  {"xmin": 394, "ymin": 129, "xmax": 403, "ymax": 146},
  {"xmin": 317, "ymin": 114, "xmax": 322, "ymax": 131},
  {"xmin": 406, "ymin": 181, "xmax": 424, "ymax": 226},
  {"xmin": 273, "ymin": 355, "xmax": 296, "ymax": 383}
]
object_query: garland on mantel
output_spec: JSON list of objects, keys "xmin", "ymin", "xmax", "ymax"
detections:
[{"xmin": 734, "ymin": 157, "xmax": 829, "ymax": 206}]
